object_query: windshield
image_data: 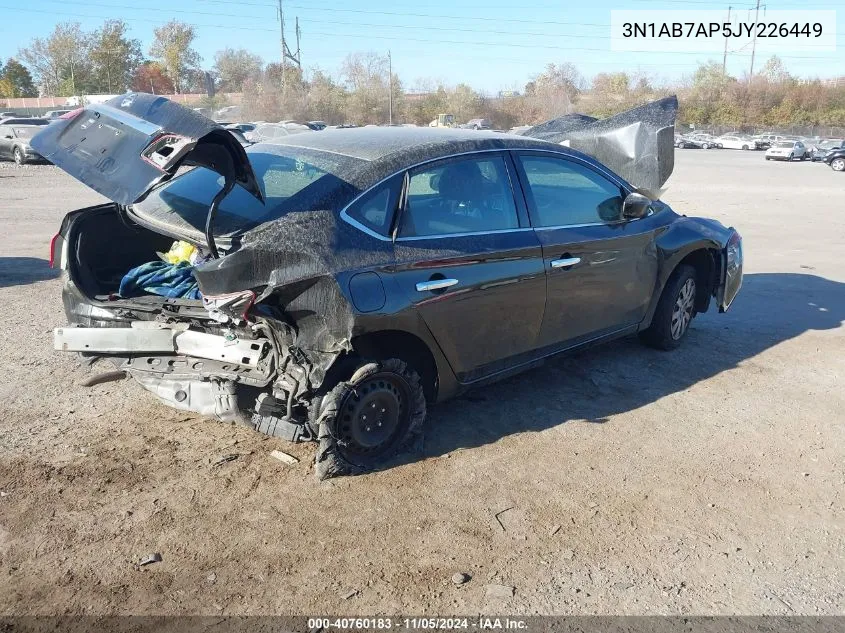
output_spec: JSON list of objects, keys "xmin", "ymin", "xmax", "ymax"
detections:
[
  {"xmin": 775, "ymin": 142, "xmax": 794, "ymax": 148},
  {"xmin": 819, "ymin": 140, "xmax": 842, "ymax": 149},
  {"xmin": 136, "ymin": 146, "xmax": 365, "ymax": 237}
]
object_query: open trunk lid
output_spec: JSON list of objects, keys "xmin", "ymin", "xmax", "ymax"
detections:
[{"xmin": 30, "ymin": 93, "xmax": 263, "ymax": 206}]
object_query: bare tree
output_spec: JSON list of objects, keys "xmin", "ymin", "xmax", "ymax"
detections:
[{"xmin": 341, "ymin": 52, "xmax": 392, "ymax": 124}]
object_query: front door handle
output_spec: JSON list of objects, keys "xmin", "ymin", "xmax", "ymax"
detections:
[
  {"xmin": 416, "ymin": 278, "xmax": 459, "ymax": 292},
  {"xmin": 550, "ymin": 257, "xmax": 581, "ymax": 269}
]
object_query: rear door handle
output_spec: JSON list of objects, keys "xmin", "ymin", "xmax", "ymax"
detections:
[
  {"xmin": 416, "ymin": 278, "xmax": 459, "ymax": 292},
  {"xmin": 550, "ymin": 257, "xmax": 581, "ymax": 269}
]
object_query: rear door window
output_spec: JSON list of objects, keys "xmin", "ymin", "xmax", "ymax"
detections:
[
  {"xmin": 344, "ymin": 175, "xmax": 402, "ymax": 236},
  {"xmin": 398, "ymin": 155, "xmax": 519, "ymax": 238}
]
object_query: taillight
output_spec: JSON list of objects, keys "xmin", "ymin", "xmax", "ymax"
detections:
[
  {"xmin": 59, "ymin": 108, "xmax": 83, "ymax": 120},
  {"xmin": 49, "ymin": 232, "xmax": 61, "ymax": 268}
]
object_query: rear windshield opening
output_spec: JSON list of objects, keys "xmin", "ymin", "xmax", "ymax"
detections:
[{"xmin": 136, "ymin": 147, "xmax": 365, "ymax": 237}]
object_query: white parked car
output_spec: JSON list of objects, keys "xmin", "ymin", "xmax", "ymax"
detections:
[
  {"xmin": 765, "ymin": 140, "xmax": 808, "ymax": 161},
  {"xmin": 717, "ymin": 135, "xmax": 754, "ymax": 150}
]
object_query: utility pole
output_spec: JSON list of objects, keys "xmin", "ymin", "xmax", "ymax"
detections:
[
  {"xmin": 388, "ymin": 50, "xmax": 393, "ymax": 125},
  {"xmin": 278, "ymin": 0, "xmax": 302, "ymax": 101},
  {"xmin": 279, "ymin": 0, "xmax": 286, "ymax": 99},
  {"xmin": 749, "ymin": 0, "xmax": 761, "ymax": 78},
  {"xmin": 722, "ymin": 5, "xmax": 731, "ymax": 75}
]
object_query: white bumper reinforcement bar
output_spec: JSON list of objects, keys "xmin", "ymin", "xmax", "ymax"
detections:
[{"xmin": 54, "ymin": 323, "xmax": 269, "ymax": 368}]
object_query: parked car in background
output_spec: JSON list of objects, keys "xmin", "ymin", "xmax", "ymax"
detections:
[
  {"xmin": 43, "ymin": 110, "xmax": 72, "ymax": 120},
  {"xmin": 0, "ymin": 124, "xmax": 47, "ymax": 164},
  {"xmin": 0, "ymin": 117, "xmax": 49, "ymax": 127},
  {"xmin": 687, "ymin": 133, "xmax": 721, "ymax": 149},
  {"xmin": 225, "ymin": 122, "xmax": 256, "ymax": 134},
  {"xmin": 765, "ymin": 140, "xmax": 808, "ymax": 161},
  {"xmin": 810, "ymin": 139, "xmax": 844, "ymax": 162},
  {"xmin": 676, "ymin": 136, "xmax": 704, "ymax": 149},
  {"xmin": 33, "ymin": 94, "xmax": 743, "ymax": 479},
  {"xmin": 0, "ymin": 111, "xmax": 18, "ymax": 119},
  {"xmin": 307, "ymin": 121, "xmax": 328, "ymax": 130},
  {"xmin": 717, "ymin": 135, "xmax": 754, "ymax": 150},
  {"xmin": 215, "ymin": 105, "xmax": 242, "ymax": 120},
  {"xmin": 466, "ymin": 118, "xmax": 492, "ymax": 130},
  {"xmin": 823, "ymin": 147, "xmax": 845, "ymax": 171}
]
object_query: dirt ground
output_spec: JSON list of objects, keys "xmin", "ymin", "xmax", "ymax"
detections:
[{"xmin": 0, "ymin": 150, "xmax": 843, "ymax": 616}]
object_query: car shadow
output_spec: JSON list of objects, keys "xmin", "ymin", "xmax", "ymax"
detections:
[
  {"xmin": 393, "ymin": 272, "xmax": 844, "ymax": 464},
  {"xmin": 0, "ymin": 257, "xmax": 60, "ymax": 288}
]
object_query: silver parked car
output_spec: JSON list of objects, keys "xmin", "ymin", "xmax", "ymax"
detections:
[
  {"xmin": 0, "ymin": 124, "xmax": 47, "ymax": 164},
  {"xmin": 765, "ymin": 140, "xmax": 808, "ymax": 161}
]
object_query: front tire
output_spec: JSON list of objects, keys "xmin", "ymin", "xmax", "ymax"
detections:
[
  {"xmin": 742, "ymin": 145, "xmax": 749, "ymax": 150},
  {"xmin": 831, "ymin": 157, "xmax": 845, "ymax": 172},
  {"xmin": 313, "ymin": 358, "xmax": 426, "ymax": 480},
  {"xmin": 639, "ymin": 265, "xmax": 697, "ymax": 351},
  {"xmin": 13, "ymin": 147, "xmax": 25, "ymax": 165},
  {"xmin": 788, "ymin": 153, "xmax": 794, "ymax": 161}
]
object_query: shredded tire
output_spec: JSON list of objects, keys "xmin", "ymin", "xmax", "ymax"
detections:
[{"xmin": 313, "ymin": 358, "xmax": 426, "ymax": 480}]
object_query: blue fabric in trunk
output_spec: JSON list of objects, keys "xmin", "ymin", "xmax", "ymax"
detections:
[{"xmin": 119, "ymin": 261, "xmax": 202, "ymax": 300}]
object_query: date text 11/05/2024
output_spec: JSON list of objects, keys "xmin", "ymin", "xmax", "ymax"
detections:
[
  {"xmin": 307, "ymin": 618, "xmax": 528, "ymax": 630},
  {"xmin": 621, "ymin": 22, "xmax": 823, "ymax": 38}
]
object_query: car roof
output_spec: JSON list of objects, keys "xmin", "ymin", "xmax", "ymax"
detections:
[
  {"xmin": 244, "ymin": 127, "xmax": 607, "ymax": 195},
  {"xmin": 256, "ymin": 126, "xmax": 560, "ymax": 163}
]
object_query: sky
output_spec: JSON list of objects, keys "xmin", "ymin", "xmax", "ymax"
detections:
[{"xmin": 0, "ymin": 0, "xmax": 842, "ymax": 93}]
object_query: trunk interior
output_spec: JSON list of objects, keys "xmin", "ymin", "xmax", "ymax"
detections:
[{"xmin": 70, "ymin": 205, "xmax": 193, "ymax": 301}]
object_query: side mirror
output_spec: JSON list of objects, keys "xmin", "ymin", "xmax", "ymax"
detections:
[
  {"xmin": 622, "ymin": 192, "xmax": 652, "ymax": 220},
  {"xmin": 3, "ymin": 134, "xmax": 12, "ymax": 139},
  {"xmin": 429, "ymin": 173, "xmax": 441, "ymax": 191}
]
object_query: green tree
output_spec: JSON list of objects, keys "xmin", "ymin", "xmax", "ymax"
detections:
[
  {"xmin": 447, "ymin": 83, "xmax": 481, "ymax": 123},
  {"xmin": 149, "ymin": 21, "xmax": 201, "ymax": 93},
  {"xmin": 0, "ymin": 58, "xmax": 37, "ymax": 97},
  {"xmin": 213, "ymin": 48, "xmax": 262, "ymax": 92},
  {"xmin": 18, "ymin": 22, "xmax": 93, "ymax": 96},
  {"xmin": 89, "ymin": 20, "xmax": 143, "ymax": 93},
  {"xmin": 306, "ymin": 69, "xmax": 347, "ymax": 124}
]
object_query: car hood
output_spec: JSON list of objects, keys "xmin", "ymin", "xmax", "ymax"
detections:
[{"xmin": 30, "ymin": 93, "xmax": 263, "ymax": 206}]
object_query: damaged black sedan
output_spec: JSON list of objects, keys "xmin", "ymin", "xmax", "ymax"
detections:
[{"xmin": 36, "ymin": 93, "xmax": 743, "ymax": 479}]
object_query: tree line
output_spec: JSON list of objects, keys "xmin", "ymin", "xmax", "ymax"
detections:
[{"xmin": 3, "ymin": 19, "xmax": 843, "ymax": 130}]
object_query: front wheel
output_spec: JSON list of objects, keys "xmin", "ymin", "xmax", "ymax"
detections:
[
  {"xmin": 788, "ymin": 153, "xmax": 794, "ymax": 161},
  {"xmin": 13, "ymin": 147, "xmax": 25, "ymax": 165},
  {"xmin": 313, "ymin": 358, "xmax": 426, "ymax": 479},
  {"xmin": 742, "ymin": 145, "xmax": 749, "ymax": 150},
  {"xmin": 639, "ymin": 265, "xmax": 697, "ymax": 351},
  {"xmin": 831, "ymin": 158, "xmax": 845, "ymax": 172}
]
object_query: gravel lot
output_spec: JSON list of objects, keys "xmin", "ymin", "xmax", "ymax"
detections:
[{"xmin": 0, "ymin": 149, "xmax": 843, "ymax": 616}]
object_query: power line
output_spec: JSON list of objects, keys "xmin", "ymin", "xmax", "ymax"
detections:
[
  {"xmin": 18, "ymin": 0, "xmax": 826, "ymax": 52},
  {"xmin": 1, "ymin": 4, "xmax": 839, "ymax": 61}
]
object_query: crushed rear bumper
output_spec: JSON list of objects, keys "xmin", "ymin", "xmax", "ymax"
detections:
[{"xmin": 54, "ymin": 323, "xmax": 276, "ymax": 423}]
